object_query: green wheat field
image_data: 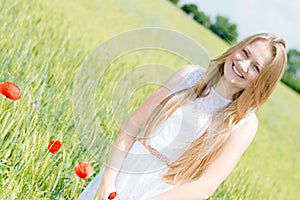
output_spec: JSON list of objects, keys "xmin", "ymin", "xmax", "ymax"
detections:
[{"xmin": 1, "ymin": 0, "xmax": 299, "ymax": 199}]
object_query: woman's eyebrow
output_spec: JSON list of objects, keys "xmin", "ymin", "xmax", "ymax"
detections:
[{"xmin": 247, "ymin": 47, "xmax": 263, "ymax": 68}]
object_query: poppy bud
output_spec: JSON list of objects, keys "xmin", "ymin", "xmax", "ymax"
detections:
[
  {"xmin": 74, "ymin": 162, "xmax": 94, "ymax": 180},
  {"xmin": 108, "ymin": 191, "xmax": 118, "ymax": 200},
  {"xmin": 48, "ymin": 140, "xmax": 62, "ymax": 154}
]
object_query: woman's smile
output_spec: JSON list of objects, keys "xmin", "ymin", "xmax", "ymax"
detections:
[{"xmin": 232, "ymin": 63, "xmax": 245, "ymax": 79}]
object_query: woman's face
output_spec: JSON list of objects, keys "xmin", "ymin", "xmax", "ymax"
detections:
[{"xmin": 223, "ymin": 39, "xmax": 273, "ymax": 93}]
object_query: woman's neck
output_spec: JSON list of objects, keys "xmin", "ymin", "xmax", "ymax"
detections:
[{"xmin": 213, "ymin": 79, "xmax": 236, "ymax": 100}]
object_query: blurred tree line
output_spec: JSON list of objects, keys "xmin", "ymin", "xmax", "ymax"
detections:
[
  {"xmin": 181, "ymin": 3, "xmax": 238, "ymax": 44},
  {"xmin": 282, "ymin": 49, "xmax": 300, "ymax": 93},
  {"xmin": 168, "ymin": 1, "xmax": 238, "ymax": 44},
  {"xmin": 168, "ymin": 0, "xmax": 300, "ymax": 94}
]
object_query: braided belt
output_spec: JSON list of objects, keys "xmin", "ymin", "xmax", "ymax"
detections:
[{"xmin": 138, "ymin": 138, "xmax": 172, "ymax": 167}]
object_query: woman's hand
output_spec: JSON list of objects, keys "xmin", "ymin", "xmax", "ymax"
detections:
[{"xmin": 94, "ymin": 174, "xmax": 117, "ymax": 200}]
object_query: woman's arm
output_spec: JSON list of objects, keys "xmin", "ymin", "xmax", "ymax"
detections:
[
  {"xmin": 147, "ymin": 115, "xmax": 258, "ymax": 200},
  {"xmin": 95, "ymin": 65, "xmax": 198, "ymax": 199}
]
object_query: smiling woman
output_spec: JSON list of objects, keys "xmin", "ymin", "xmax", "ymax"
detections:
[
  {"xmin": 217, "ymin": 39, "xmax": 274, "ymax": 98},
  {"xmin": 78, "ymin": 33, "xmax": 287, "ymax": 200}
]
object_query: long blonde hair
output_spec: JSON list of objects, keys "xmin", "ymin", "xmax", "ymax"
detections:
[{"xmin": 142, "ymin": 33, "xmax": 287, "ymax": 185}]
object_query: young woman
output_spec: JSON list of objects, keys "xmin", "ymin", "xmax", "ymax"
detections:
[{"xmin": 78, "ymin": 33, "xmax": 287, "ymax": 200}]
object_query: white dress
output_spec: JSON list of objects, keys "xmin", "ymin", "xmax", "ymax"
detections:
[{"xmin": 78, "ymin": 66, "xmax": 256, "ymax": 200}]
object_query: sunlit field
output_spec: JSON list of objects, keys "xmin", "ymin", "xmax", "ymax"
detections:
[{"xmin": 0, "ymin": 0, "xmax": 299, "ymax": 199}]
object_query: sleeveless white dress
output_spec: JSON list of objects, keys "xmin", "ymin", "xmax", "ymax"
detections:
[{"xmin": 78, "ymin": 66, "xmax": 256, "ymax": 200}]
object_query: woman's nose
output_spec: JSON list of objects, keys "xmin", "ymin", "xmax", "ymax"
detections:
[{"xmin": 238, "ymin": 60, "xmax": 251, "ymax": 72}]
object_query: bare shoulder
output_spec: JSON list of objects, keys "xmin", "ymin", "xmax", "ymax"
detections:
[
  {"xmin": 233, "ymin": 113, "xmax": 258, "ymax": 132},
  {"xmin": 176, "ymin": 65, "xmax": 206, "ymax": 76},
  {"xmin": 165, "ymin": 65, "xmax": 206, "ymax": 88},
  {"xmin": 229, "ymin": 114, "xmax": 258, "ymax": 148}
]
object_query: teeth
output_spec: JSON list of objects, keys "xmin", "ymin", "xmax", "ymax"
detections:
[{"xmin": 233, "ymin": 65, "xmax": 243, "ymax": 78}]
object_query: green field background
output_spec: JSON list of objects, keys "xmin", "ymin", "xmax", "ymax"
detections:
[{"xmin": 0, "ymin": 0, "xmax": 299, "ymax": 199}]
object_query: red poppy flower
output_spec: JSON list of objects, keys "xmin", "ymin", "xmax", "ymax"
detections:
[
  {"xmin": 0, "ymin": 82, "xmax": 21, "ymax": 101},
  {"xmin": 108, "ymin": 192, "xmax": 118, "ymax": 200},
  {"xmin": 48, "ymin": 140, "xmax": 62, "ymax": 154},
  {"xmin": 74, "ymin": 162, "xmax": 94, "ymax": 180}
]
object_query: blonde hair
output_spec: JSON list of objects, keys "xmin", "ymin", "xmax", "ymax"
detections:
[{"xmin": 142, "ymin": 33, "xmax": 287, "ymax": 185}]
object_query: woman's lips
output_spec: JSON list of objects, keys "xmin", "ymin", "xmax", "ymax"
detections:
[{"xmin": 232, "ymin": 64, "xmax": 245, "ymax": 79}]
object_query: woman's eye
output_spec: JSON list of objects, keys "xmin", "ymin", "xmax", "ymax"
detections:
[
  {"xmin": 242, "ymin": 49, "xmax": 249, "ymax": 57},
  {"xmin": 254, "ymin": 65, "xmax": 260, "ymax": 72}
]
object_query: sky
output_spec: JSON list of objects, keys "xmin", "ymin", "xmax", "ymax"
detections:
[{"xmin": 179, "ymin": 0, "xmax": 300, "ymax": 50}]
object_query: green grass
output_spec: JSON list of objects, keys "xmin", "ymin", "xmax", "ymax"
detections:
[{"xmin": 0, "ymin": 0, "xmax": 299, "ymax": 199}]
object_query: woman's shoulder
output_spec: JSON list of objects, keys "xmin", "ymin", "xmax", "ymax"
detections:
[
  {"xmin": 170, "ymin": 65, "xmax": 206, "ymax": 93},
  {"xmin": 232, "ymin": 111, "xmax": 258, "ymax": 132},
  {"xmin": 178, "ymin": 65, "xmax": 206, "ymax": 77},
  {"xmin": 227, "ymin": 111, "xmax": 258, "ymax": 150}
]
